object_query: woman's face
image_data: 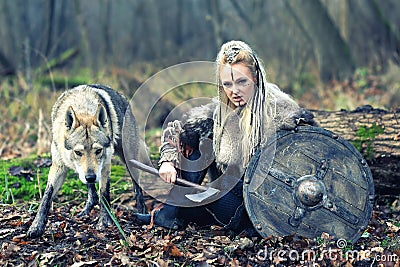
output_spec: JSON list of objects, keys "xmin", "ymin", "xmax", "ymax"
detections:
[{"xmin": 219, "ymin": 63, "xmax": 255, "ymax": 107}]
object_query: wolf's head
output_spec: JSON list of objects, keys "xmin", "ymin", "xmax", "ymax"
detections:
[{"xmin": 64, "ymin": 104, "xmax": 113, "ymax": 184}]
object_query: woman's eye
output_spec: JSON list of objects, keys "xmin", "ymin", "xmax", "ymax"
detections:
[
  {"xmin": 95, "ymin": 149, "xmax": 103, "ymax": 155},
  {"xmin": 74, "ymin": 151, "xmax": 83, "ymax": 157},
  {"xmin": 237, "ymin": 79, "xmax": 248, "ymax": 85},
  {"xmin": 222, "ymin": 82, "xmax": 232, "ymax": 88}
]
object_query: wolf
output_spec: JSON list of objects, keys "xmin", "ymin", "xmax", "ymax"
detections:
[{"xmin": 27, "ymin": 84, "xmax": 145, "ymax": 238}]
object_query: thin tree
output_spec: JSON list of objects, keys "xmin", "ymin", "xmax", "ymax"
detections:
[{"xmin": 286, "ymin": 0, "xmax": 355, "ymax": 81}]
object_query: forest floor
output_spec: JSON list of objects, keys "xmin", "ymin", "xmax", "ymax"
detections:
[
  {"xmin": 1, "ymin": 146, "xmax": 400, "ymax": 266},
  {"xmin": 1, "ymin": 192, "xmax": 400, "ymax": 266}
]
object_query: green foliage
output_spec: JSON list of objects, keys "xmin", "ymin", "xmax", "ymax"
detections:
[
  {"xmin": 381, "ymin": 235, "xmax": 400, "ymax": 250},
  {"xmin": 145, "ymin": 128, "xmax": 162, "ymax": 161},
  {"xmin": 0, "ymin": 156, "xmax": 46, "ymax": 203},
  {"xmin": 354, "ymin": 67, "xmax": 369, "ymax": 88},
  {"xmin": 0, "ymin": 157, "xmax": 132, "ymax": 204},
  {"xmin": 351, "ymin": 124, "xmax": 384, "ymax": 160},
  {"xmin": 291, "ymin": 72, "xmax": 317, "ymax": 98}
]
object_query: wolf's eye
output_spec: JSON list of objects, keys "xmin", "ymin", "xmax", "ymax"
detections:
[
  {"xmin": 95, "ymin": 149, "xmax": 103, "ymax": 155},
  {"xmin": 74, "ymin": 150, "xmax": 83, "ymax": 157}
]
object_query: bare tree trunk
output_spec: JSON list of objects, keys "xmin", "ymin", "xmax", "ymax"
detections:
[
  {"xmin": 0, "ymin": 50, "xmax": 15, "ymax": 76},
  {"xmin": 312, "ymin": 106, "xmax": 400, "ymax": 195},
  {"xmin": 45, "ymin": 0, "xmax": 56, "ymax": 57},
  {"xmin": 144, "ymin": 0, "xmax": 161, "ymax": 61},
  {"xmin": 176, "ymin": 0, "xmax": 183, "ymax": 48},
  {"xmin": 1, "ymin": 1, "xmax": 17, "ymax": 75},
  {"xmin": 73, "ymin": 0, "xmax": 91, "ymax": 67},
  {"xmin": 367, "ymin": 0, "xmax": 400, "ymax": 65},
  {"xmin": 207, "ymin": 0, "xmax": 223, "ymax": 49},
  {"xmin": 102, "ymin": 0, "xmax": 112, "ymax": 60},
  {"xmin": 286, "ymin": 0, "xmax": 355, "ymax": 81}
]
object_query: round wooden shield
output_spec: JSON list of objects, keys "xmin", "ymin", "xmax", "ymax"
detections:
[{"xmin": 243, "ymin": 126, "xmax": 374, "ymax": 243}]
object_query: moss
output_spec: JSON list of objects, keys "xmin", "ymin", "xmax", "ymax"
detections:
[
  {"xmin": 0, "ymin": 156, "xmax": 132, "ymax": 204},
  {"xmin": 0, "ymin": 157, "xmax": 50, "ymax": 203},
  {"xmin": 351, "ymin": 124, "xmax": 384, "ymax": 160}
]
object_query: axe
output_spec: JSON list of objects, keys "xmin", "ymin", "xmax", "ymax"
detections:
[{"xmin": 129, "ymin": 159, "xmax": 220, "ymax": 202}]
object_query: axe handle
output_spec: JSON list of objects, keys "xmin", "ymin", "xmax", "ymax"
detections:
[{"xmin": 129, "ymin": 159, "xmax": 210, "ymax": 191}]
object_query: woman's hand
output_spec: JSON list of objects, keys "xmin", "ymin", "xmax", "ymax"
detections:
[{"xmin": 159, "ymin": 162, "xmax": 177, "ymax": 184}]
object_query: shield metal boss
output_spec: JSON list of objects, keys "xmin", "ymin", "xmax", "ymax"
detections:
[{"xmin": 243, "ymin": 126, "xmax": 374, "ymax": 242}]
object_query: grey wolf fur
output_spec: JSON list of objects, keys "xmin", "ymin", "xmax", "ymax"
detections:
[{"xmin": 27, "ymin": 84, "xmax": 145, "ymax": 238}]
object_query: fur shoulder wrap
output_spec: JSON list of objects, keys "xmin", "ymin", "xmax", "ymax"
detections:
[{"xmin": 158, "ymin": 101, "xmax": 217, "ymax": 166}]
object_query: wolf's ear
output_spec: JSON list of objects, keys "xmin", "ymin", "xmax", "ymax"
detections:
[
  {"xmin": 66, "ymin": 106, "xmax": 79, "ymax": 130},
  {"xmin": 95, "ymin": 104, "xmax": 108, "ymax": 128}
]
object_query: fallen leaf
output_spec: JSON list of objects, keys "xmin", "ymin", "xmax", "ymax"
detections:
[
  {"xmin": 164, "ymin": 241, "xmax": 183, "ymax": 257},
  {"xmin": 237, "ymin": 237, "xmax": 254, "ymax": 250},
  {"xmin": 371, "ymin": 246, "xmax": 385, "ymax": 253},
  {"xmin": 53, "ymin": 231, "xmax": 64, "ymax": 239},
  {"xmin": 26, "ymin": 251, "xmax": 39, "ymax": 262},
  {"xmin": 0, "ymin": 214, "xmax": 21, "ymax": 223},
  {"xmin": 70, "ymin": 260, "xmax": 98, "ymax": 267},
  {"xmin": 192, "ymin": 253, "xmax": 206, "ymax": 262},
  {"xmin": 228, "ymin": 258, "xmax": 240, "ymax": 266},
  {"xmin": 115, "ymin": 210, "xmax": 124, "ymax": 218},
  {"xmin": 33, "ymin": 157, "xmax": 52, "ymax": 168},
  {"xmin": 60, "ymin": 221, "xmax": 67, "ymax": 230},
  {"xmin": 1, "ymin": 242, "xmax": 21, "ymax": 259},
  {"xmin": 0, "ymin": 228, "xmax": 17, "ymax": 239},
  {"xmin": 112, "ymin": 252, "xmax": 131, "ymax": 265},
  {"xmin": 37, "ymin": 252, "xmax": 66, "ymax": 265},
  {"xmin": 9, "ymin": 219, "xmax": 23, "ymax": 227},
  {"xmin": 95, "ymin": 232, "xmax": 106, "ymax": 239},
  {"xmin": 8, "ymin": 166, "xmax": 34, "ymax": 180},
  {"xmin": 155, "ymin": 258, "xmax": 170, "ymax": 267},
  {"xmin": 8, "ymin": 166, "xmax": 23, "ymax": 176},
  {"xmin": 386, "ymin": 222, "xmax": 400, "ymax": 232},
  {"xmin": 12, "ymin": 233, "xmax": 27, "ymax": 242}
]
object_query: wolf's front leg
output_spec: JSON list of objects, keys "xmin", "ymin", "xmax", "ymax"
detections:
[
  {"xmin": 27, "ymin": 164, "xmax": 67, "ymax": 238},
  {"xmin": 97, "ymin": 163, "xmax": 113, "ymax": 229},
  {"xmin": 78, "ymin": 183, "xmax": 99, "ymax": 217}
]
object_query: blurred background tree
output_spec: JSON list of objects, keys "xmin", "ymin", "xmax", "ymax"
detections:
[
  {"xmin": 0, "ymin": 0, "xmax": 398, "ymax": 86},
  {"xmin": 0, "ymin": 0, "xmax": 399, "ymax": 158}
]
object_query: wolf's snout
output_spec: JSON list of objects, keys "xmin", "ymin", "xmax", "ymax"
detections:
[{"xmin": 85, "ymin": 171, "xmax": 97, "ymax": 183}]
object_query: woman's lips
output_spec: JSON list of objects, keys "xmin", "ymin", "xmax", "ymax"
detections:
[{"xmin": 233, "ymin": 96, "xmax": 243, "ymax": 102}]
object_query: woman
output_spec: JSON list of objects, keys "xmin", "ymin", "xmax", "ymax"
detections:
[{"xmin": 134, "ymin": 40, "xmax": 316, "ymax": 235}]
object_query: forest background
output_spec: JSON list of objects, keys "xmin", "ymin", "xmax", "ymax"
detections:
[{"xmin": 0, "ymin": 0, "xmax": 400, "ymax": 159}]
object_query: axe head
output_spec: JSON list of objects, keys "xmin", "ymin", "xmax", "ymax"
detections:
[{"xmin": 185, "ymin": 187, "xmax": 220, "ymax": 203}]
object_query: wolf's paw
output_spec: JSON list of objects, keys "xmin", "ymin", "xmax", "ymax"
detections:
[
  {"xmin": 27, "ymin": 224, "xmax": 45, "ymax": 238},
  {"xmin": 77, "ymin": 208, "xmax": 91, "ymax": 218},
  {"xmin": 96, "ymin": 214, "xmax": 114, "ymax": 230},
  {"xmin": 136, "ymin": 198, "xmax": 147, "ymax": 214}
]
